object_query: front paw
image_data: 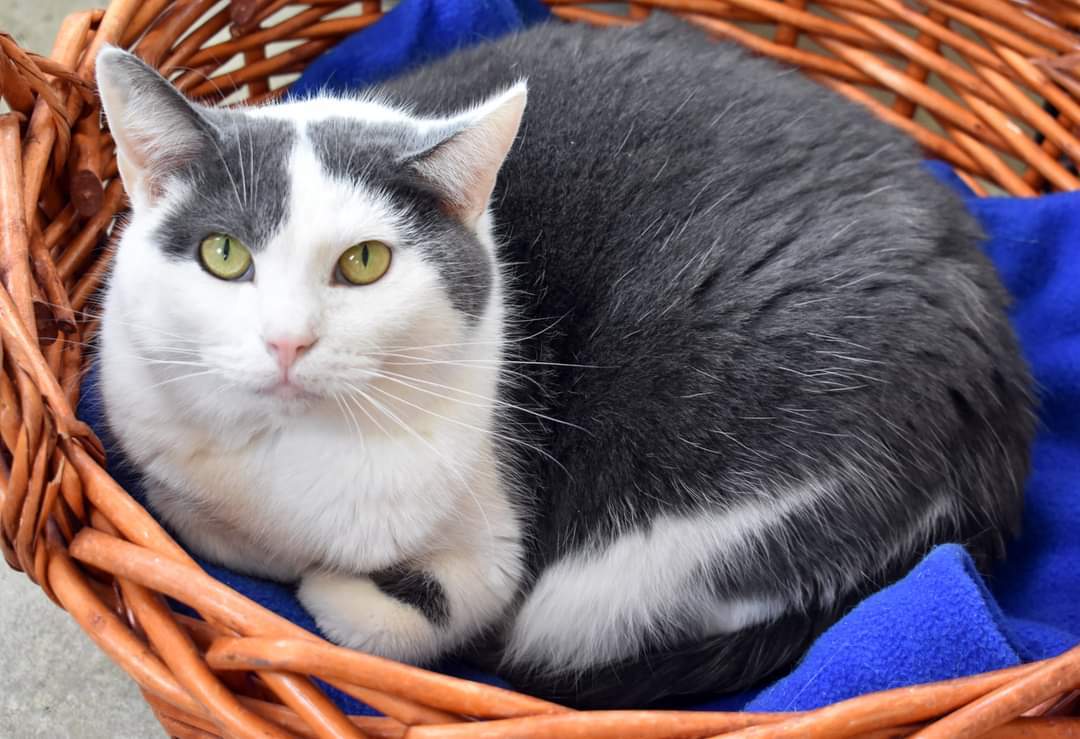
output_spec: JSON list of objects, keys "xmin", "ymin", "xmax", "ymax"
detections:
[{"xmin": 298, "ymin": 571, "xmax": 443, "ymax": 663}]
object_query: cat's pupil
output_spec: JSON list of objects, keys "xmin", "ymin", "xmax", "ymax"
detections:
[
  {"xmin": 361, "ymin": 244, "xmax": 370, "ymax": 267},
  {"xmin": 222, "ymin": 238, "xmax": 231, "ymax": 261}
]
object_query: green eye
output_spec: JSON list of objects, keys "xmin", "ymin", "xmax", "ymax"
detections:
[
  {"xmin": 337, "ymin": 241, "xmax": 392, "ymax": 285},
  {"xmin": 199, "ymin": 233, "xmax": 252, "ymax": 281}
]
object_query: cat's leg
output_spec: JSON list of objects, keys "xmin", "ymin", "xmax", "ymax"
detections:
[
  {"xmin": 298, "ymin": 542, "xmax": 523, "ymax": 662},
  {"xmin": 297, "ymin": 482, "xmax": 524, "ymax": 662},
  {"xmin": 296, "ymin": 569, "xmax": 443, "ymax": 661}
]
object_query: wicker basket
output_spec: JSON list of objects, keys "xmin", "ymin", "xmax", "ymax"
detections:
[{"xmin": 2, "ymin": 0, "xmax": 1080, "ymax": 736}]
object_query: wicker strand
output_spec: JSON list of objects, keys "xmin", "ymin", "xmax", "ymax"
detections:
[
  {"xmin": 0, "ymin": 117, "xmax": 36, "ymax": 336},
  {"xmin": 3, "ymin": 2, "xmax": 1080, "ymax": 737}
]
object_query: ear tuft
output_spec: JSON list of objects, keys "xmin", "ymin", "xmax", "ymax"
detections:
[
  {"xmin": 96, "ymin": 47, "xmax": 212, "ymax": 205},
  {"xmin": 409, "ymin": 81, "xmax": 528, "ymax": 226}
]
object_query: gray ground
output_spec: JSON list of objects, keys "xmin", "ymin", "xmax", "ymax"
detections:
[{"xmin": 1, "ymin": 4, "xmax": 161, "ymax": 737}]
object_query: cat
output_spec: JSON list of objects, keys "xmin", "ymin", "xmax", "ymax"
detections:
[{"xmin": 94, "ymin": 14, "xmax": 1034, "ymax": 708}]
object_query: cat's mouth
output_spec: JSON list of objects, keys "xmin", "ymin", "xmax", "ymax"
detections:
[{"xmin": 259, "ymin": 378, "xmax": 317, "ymax": 402}]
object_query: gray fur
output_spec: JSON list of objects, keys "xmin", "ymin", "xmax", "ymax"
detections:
[
  {"xmin": 154, "ymin": 110, "xmax": 295, "ymax": 259},
  {"xmin": 368, "ymin": 16, "xmax": 1035, "ymax": 704}
]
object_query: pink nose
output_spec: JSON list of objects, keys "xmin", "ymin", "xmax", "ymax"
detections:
[{"xmin": 267, "ymin": 335, "xmax": 316, "ymax": 374}]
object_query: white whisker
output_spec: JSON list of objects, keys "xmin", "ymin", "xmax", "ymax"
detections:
[
  {"xmin": 363, "ymin": 381, "xmax": 567, "ymax": 472},
  {"xmin": 139, "ymin": 369, "xmax": 222, "ymax": 392},
  {"xmin": 369, "ymin": 366, "xmax": 589, "ymax": 434},
  {"xmin": 345, "ymin": 382, "xmax": 494, "ymax": 537}
]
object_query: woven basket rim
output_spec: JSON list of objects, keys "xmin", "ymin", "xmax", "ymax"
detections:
[{"xmin": 2, "ymin": 1, "xmax": 1080, "ymax": 737}]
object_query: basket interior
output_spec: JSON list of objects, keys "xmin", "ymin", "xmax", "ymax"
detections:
[{"xmin": 3, "ymin": 1, "xmax": 1080, "ymax": 737}]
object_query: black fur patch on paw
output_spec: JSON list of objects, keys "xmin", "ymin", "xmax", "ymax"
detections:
[{"xmin": 370, "ymin": 565, "xmax": 450, "ymax": 626}]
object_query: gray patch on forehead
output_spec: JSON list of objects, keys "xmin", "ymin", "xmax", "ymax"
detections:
[
  {"xmin": 153, "ymin": 110, "xmax": 295, "ymax": 259},
  {"xmin": 307, "ymin": 117, "xmax": 493, "ymax": 319},
  {"xmin": 307, "ymin": 116, "xmax": 415, "ymax": 181},
  {"xmin": 306, "ymin": 116, "xmax": 459, "ymax": 181}
]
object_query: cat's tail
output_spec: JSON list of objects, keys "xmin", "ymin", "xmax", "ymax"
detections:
[{"xmin": 498, "ymin": 605, "xmax": 844, "ymax": 709}]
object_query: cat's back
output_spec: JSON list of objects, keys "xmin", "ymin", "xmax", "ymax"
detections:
[
  {"xmin": 379, "ymin": 15, "xmax": 1032, "ymax": 569},
  {"xmin": 377, "ymin": 16, "xmax": 933, "ymax": 246},
  {"xmin": 377, "ymin": 17, "xmax": 981, "ymax": 329}
]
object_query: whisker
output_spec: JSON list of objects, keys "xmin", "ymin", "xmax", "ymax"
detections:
[
  {"xmin": 234, "ymin": 122, "xmax": 248, "ymax": 209},
  {"xmin": 373, "ymin": 311, "xmax": 572, "ymax": 354},
  {"xmin": 206, "ymin": 125, "xmax": 245, "ymax": 212},
  {"xmin": 345, "ymin": 383, "xmax": 494, "ymax": 537},
  {"xmin": 139, "ymin": 369, "xmax": 222, "ymax": 392},
  {"xmin": 140, "ymin": 358, "xmax": 212, "ymax": 368},
  {"xmin": 369, "ymin": 367, "xmax": 589, "ymax": 434},
  {"xmin": 332, "ymin": 390, "xmax": 365, "ymax": 444},
  {"xmin": 378, "ymin": 357, "xmax": 547, "ymax": 393},
  {"xmin": 340, "ymin": 384, "xmax": 392, "ymax": 439},
  {"xmin": 363, "ymin": 382, "xmax": 567, "ymax": 473},
  {"xmin": 377, "ymin": 352, "xmax": 602, "ymax": 370}
]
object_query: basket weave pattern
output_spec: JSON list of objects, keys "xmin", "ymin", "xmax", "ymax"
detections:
[{"xmin": 2, "ymin": 0, "xmax": 1080, "ymax": 736}]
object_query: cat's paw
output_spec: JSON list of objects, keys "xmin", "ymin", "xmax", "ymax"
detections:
[{"xmin": 298, "ymin": 572, "xmax": 442, "ymax": 663}]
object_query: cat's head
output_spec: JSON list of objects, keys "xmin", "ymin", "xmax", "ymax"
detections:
[{"xmin": 96, "ymin": 48, "xmax": 525, "ymax": 426}]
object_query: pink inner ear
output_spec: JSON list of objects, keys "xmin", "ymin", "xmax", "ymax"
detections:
[
  {"xmin": 117, "ymin": 136, "xmax": 188, "ymax": 204},
  {"xmin": 412, "ymin": 85, "xmax": 527, "ymax": 226},
  {"xmin": 96, "ymin": 48, "xmax": 210, "ymax": 205}
]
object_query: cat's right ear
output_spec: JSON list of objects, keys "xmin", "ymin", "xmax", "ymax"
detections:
[{"xmin": 96, "ymin": 47, "xmax": 212, "ymax": 206}]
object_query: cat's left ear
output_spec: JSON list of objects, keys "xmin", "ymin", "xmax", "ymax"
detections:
[{"xmin": 407, "ymin": 82, "xmax": 527, "ymax": 227}]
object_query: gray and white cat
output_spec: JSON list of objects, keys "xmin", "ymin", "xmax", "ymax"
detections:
[{"xmin": 95, "ymin": 16, "xmax": 1034, "ymax": 707}]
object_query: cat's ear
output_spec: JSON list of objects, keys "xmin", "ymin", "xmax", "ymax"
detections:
[
  {"xmin": 96, "ymin": 47, "xmax": 213, "ymax": 205},
  {"xmin": 407, "ymin": 82, "xmax": 527, "ymax": 227}
]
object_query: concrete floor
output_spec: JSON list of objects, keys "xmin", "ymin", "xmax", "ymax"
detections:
[
  {"xmin": 0, "ymin": 571, "xmax": 160, "ymax": 738},
  {"xmin": 1, "ymin": 5, "xmax": 162, "ymax": 737}
]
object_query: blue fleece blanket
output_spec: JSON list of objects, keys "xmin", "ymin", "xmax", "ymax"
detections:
[{"xmin": 79, "ymin": 0, "xmax": 1080, "ymax": 714}]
